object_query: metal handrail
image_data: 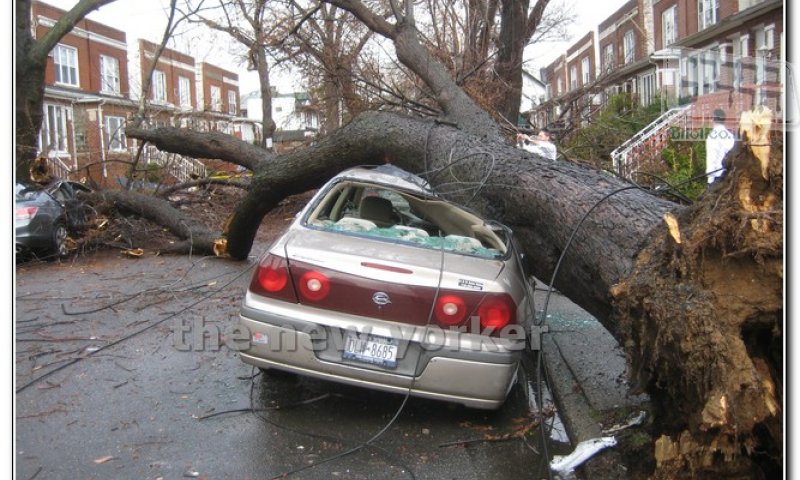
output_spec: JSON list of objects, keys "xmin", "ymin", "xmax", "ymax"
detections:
[{"xmin": 611, "ymin": 105, "xmax": 692, "ymax": 178}]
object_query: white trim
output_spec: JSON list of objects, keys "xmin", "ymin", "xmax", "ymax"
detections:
[
  {"xmin": 598, "ymin": 8, "xmax": 639, "ymax": 41},
  {"xmin": 104, "ymin": 115, "xmax": 127, "ymax": 151},
  {"xmin": 223, "ymin": 77, "xmax": 239, "ymax": 87},
  {"xmin": 37, "ymin": 16, "xmax": 127, "ymax": 51},
  {"xmin": 53, "ymin": 44, "xmax": 79, "ymax": 87},
  {"xmin": 764, "ymin": 23, "xmax": 775, "ymax": 50},
  {"xmin": 39, "ymin": 103, "xmax": 73, "ymax": 156},
  {"xmin": 566, "ymin": 40, "xmax": 593, "ymax": 62},
  {"xmin": 143, "ymin": 52, "xmax": 195, "ymax": 72}
]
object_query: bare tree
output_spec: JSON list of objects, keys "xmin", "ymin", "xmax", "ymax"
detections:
[
  {"xmin": 263, "ymin": 1, "xmax": 373, "ymax": 133},
  {"xmin": 185, "ymin": 0, "xmax": 279, "ymax": 148}
]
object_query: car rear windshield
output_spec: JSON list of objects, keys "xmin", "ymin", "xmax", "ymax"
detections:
[{"xmin": 305, "ymin": 181, "xmax": 509, "ymax": 259}]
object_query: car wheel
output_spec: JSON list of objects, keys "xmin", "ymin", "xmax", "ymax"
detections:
[{"xmin": 50, "ymin": 223, "xmax": 68, "ymax": 259}]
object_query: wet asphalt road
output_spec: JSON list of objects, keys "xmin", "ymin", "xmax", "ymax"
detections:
[{"xmin": 15, "ymin": 251, "xmax": 568, "ymax": 480}]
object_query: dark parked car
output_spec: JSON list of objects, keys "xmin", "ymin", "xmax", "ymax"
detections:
[
  {"xmin": 238, "ymin": 165, "xmax": 535, "ymax": 409},
  {"xmin": 15, "ymin": 180, "xmax": 92, "ymax": 259}
]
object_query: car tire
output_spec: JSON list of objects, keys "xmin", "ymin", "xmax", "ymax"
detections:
[{"xmin": 50, "ymin": 222, "xmax": 68, "ymax": 259}]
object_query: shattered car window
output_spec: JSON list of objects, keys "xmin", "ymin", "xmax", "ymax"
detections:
[{"xmin": 305, "ymin": 181, "xmax": 507, "ymax": 259}]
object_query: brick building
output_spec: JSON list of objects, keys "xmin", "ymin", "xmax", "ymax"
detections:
[
  {"xmin": 32, "ymin": 1, "xmax": 252, "ymax": 186},
  {"xmin": 530, "ymin": 0, "xmax": 784, "ymax": 139}
]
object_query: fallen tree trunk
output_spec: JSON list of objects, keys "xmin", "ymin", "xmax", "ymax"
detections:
[
  {"xmin": 126, "ymin": 126, "xmax": 272, "ymax": 171},
  {"xmin": 85, "ymin": 189, "xmax": 223, "ymax": 254}
]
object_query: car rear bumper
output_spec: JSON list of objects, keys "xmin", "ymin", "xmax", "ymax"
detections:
[{"xmin": 238, "ymin": 308, "xmax": 521, "ymax": 410}]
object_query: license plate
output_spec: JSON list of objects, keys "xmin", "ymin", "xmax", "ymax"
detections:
[{"xmin": 342, "ymin": 333, "xmax": 398, "ymax": 368}]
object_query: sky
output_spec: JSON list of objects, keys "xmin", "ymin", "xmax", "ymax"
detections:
[{"xmin": 43, "ymin": 0, "xmax": 630, "ymax": 95}]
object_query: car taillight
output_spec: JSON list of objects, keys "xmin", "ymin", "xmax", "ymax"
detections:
[
  {"xmin": 298, "ymin": 271, "xmax": 331, "ymax": 301},
  {"xmin": 477, "ymin": 295, "xmax": 516, "ymax": 331},
  {"xmin": 435, "ymin": 294, "xmax": 468, "ymax": 326},
  {"xmin": 16, "ymin": 207, "xmax": 38, "ymax": 221},
  {"xmin": 250, "ymin": 254, "xmax": 298, "ymax": 302}
]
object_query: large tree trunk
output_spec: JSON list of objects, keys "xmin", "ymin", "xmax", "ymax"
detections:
[{"xmin": 493, "ymin": 0, "xmax": 528, "ymax": 126}]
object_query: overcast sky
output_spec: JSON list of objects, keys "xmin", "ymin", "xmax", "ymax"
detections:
[{"xmin": 42, "ymin": 0, "xmax": 635, "ymax": 94}]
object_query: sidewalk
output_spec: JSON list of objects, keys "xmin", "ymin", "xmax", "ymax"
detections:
[{"xmin": 534, "ymin": 284, "xmax": 650, "ymax": 478}]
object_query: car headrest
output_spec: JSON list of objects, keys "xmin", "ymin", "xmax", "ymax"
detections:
[{"xmin": 359, "ymin": 196, "xmax": 395, "ymax": 228}]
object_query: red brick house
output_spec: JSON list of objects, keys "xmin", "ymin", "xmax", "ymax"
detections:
[
  {"xmin": 530, "ymin": 0, "xmax": 784, "ymax": 136},
  {"xmin": 32, "ymin": 1, "xmax": 251, "ymax": 186}
]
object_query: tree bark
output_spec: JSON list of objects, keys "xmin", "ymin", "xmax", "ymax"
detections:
[{"xmin": 125, "ymin": 125, "xmax": 272, "ymax": 171}]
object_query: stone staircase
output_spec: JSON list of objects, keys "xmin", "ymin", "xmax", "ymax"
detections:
[{"xmin": 611, "ymin": 105, "xmax": 691, "ymax": 179}]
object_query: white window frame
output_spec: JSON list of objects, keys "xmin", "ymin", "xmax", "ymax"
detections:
[
  {"xmin": 581, "ymin": 57, "xmax": 591, "ymax": 85},
  {"xmin": 227, "ymin": 90, "xmax": 237, "ymax": 115},
  {"xmin": 662, "ymin": 6, "xmax": 677, "ymax": 47},
  {"xmin": 701, "ymin": 49, "xmax": 719, "ymax": 94},
  {"xmin": 698, "ymin": 0, "xmax": 719, "ymax": 30},
  {"xmin": 570, "ymin": 65, "xmax": 578, "ymax": 90},
  {"xmin": 39, "ymin": 104, "xmax": 71, "ymax": 154},
  {"xmin": 557, "ymin": 77, "xmax": 563, "ymax": 95},
  {"xmin": 178, "ymin": 76, "xmax": 192, "ymax": 108},
  {"xmin": 53, "ymin": 44, "xmax": 79, "ymax": 87},
  {"xmin": 105, "ymin": 116, "xmax": 127, "ymax": 151},
  {"xmin": 640, "ymin": 72, "xmax": 656, "ymax": 106},
  {"xmin": 100, "ymin": 55, "xmax": 120, "ymax": 95},
  {"xmin": 623, "ymin": 30, "xmax": 636, "ymax": 64},
  {"xmin": 210, "ymin": 85, "xmax": 222, "ymax": 112},
  {"xmin": 153, "ymin": 70, "xmax": 167, "ymax": 103},
  {"xmin": 764, "ymin": 25, "xmax": 775, "ymax": 50},
  {"xmin": 603, "ymin": 44, "xmax": 615, "ymax": 72}
]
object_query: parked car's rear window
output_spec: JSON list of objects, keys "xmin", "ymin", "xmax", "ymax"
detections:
[{"xmin": 306, "ymin": 181, "xmax": 507, "ymax": 259}]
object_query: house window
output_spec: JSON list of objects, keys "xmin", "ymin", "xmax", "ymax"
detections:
[
  {"xmin": 603, "ymin": 44, "xmax": 614, "ymax": 72},
  {"xmin": 178, "ymin": 76, "xmax": 191, "ymax": 107},
  {"xmin": 570, "ymin": 66, "xmax": 578, "ymax": 90},
  {"xmin": 105, "ymin": 116, "xmax": 127, "ymax": 151},
  {"xmin": 581, "ymin": 57, "xmax": 591, "ymax": 85},
  {"xmin": 698, "ymin": 0, "xmax": 719, "ymax": 30},
  {"xmin": 153, "ymin": 70, "xmax": 167, "ymax": 102},
  {"xmin": 701, "ymin": 49, "xmax": 719, "ymax": 94},
  {"xmin": 623, "ymin": 30, "xmax": 636, "ymax": 64},
  {"xmin": 662, "ymin": 6, "xmax": 677, "ymax": 47},
  {"xmin": 640, "ymin": 72, "xmax": 656, "ymax": 106},
  {"xmin": 53, "ymin": 44, "xmax": 79, "ymax": 86},
  {"xmin": 40, "ymin": 104, "xmax": 71, "ymax": 154},
  {"xmin": 227, "ymin": 90, "xmax": 237, "ymax": 115},
  {"xmin": 210, "ymin": 86, "xmax": 222, "ymax": 111},
  {"xmin": 757, "ymin": 25, "xmax": 775, "ymax": 53},
  {"xmin": 100, "ymin": 55, "xmax": 120, "ymax": 94},
  {"xmin": 764, "ymin": 25, "xmax": 775, "ymax": 50}
]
